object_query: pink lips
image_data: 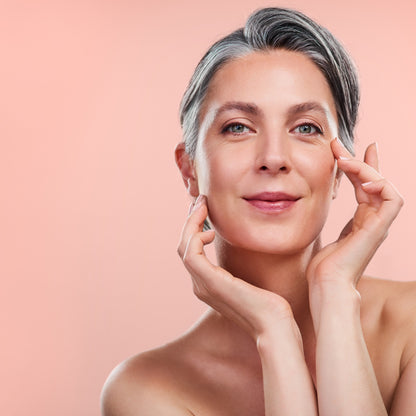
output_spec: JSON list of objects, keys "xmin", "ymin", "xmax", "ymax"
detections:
[{"xmin": 243, "ymin": 192, "xmax": 300, "ymax": 213}]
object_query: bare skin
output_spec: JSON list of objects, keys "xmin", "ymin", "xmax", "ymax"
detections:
[
  {"xmin": 102, "ymin": 277, "xmax": 416, "ymax": 415},
  {"xmin": 101, "ymin": 51, "xmax": 413, "ymax": 415}
]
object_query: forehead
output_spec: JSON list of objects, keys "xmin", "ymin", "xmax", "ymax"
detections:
[{"xmin": 201, "ymin": 49, "xmax": 337, "ymax": 121}]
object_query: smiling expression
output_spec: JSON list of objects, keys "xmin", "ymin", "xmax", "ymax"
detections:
[{"xmin": 192, "ymin": 49, "xmax": 341, "ymax": 254}]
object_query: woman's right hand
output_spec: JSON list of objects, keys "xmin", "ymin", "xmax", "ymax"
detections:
[
  {"xmin": 177, "ymin": 194, "xmax": 295, "ymax": 342},
  {"xmin": 178, "ymin": 195, "xmax": 318, "ymax": 415}
]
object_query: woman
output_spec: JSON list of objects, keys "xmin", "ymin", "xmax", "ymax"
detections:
[{"xmin": 102, "ymin": 8, "xmax": 415, "ymax": 415}]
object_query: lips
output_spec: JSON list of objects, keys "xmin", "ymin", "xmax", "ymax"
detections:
[
  {"xmin": 243, "ymin": 192, "xmax": 300, "ymax": 212},
  {"xmin": 244, "ymin": 192, "xmax": 299, "ymax": 202}
]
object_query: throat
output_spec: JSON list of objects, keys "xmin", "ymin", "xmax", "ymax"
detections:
[
  {"xmin": 215, "ymin": 238, "xmax": 316, "ymax": 302},
  {"xmin": 212, "ymin": 235, "xmax": 320, "ymax": 385}
]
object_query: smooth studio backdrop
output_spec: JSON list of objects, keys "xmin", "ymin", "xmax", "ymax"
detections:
[{"xmin": 1, "ymin": 0, "xmax": 415, "ymax": 414}]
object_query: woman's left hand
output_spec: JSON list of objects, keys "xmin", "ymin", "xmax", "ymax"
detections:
[
  {"xmin": 306, "ymin": 138, "xmax": 396, "ymax": 416},
  {"xmin": 306, "ymin": 138, "xmax": 403, "ymax": 289}
]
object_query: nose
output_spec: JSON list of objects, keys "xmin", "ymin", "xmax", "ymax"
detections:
[{"xmin": 255, "ymin": 130, "xmax": 291, "ymax": 174}]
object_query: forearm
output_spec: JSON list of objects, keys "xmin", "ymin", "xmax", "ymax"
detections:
[
  {"xmin": 257, "ymin": 318, "xmax": 318, "ymax": 416},
  {"xmin": 310, "ymin": 281, "xmax": 387, "ymax": 416}
]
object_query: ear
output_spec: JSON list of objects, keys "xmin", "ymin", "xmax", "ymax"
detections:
[
  {"xmin": 332, "ymin": 167, "xmax": 343, "ymax": 199},
  {"xmin": 175, "ymin": 142, "xmax": 199, "ymax": 197}
]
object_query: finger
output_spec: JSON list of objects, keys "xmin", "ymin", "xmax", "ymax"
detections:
[
  {"xmin": 330, "ymin": 137, "xmax": 354, "ymax": 160},
  {"xmin": 361, "ymin": 179, "xmax": 404, "ymax": 225},
  {"xmin": 181, "ymin": 230, "xmax": 239, "ymax": 317},
  {"xmin": 363, "ymin": 142, "xmax": 380, "ymax": 173},
  {"xmin": 331, "ymin": 137, "xmax": 379, "ymax": 174},
  {"xmin": 182, "ymin": 229, "xmax": 237, "ymax": 310},
  {"xmin": 332, "ymin": 139, "xmax": 382, "ymax": 188},
  {"xmin": 177, "ymin": 195, "xmax": 209, "ymax": 258},
  {"xmin": 183, "ymin": 229, "xmax": 291, "ymax": 333},
  {"xmin": 336, "ymin": 157, "xmax": 382, "ymax": 193},
  {"xmin": 183, "ymin": 230, "xmax": 218, "ymax": 275}
]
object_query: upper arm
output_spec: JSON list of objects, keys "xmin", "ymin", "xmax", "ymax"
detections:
[
  {"xmin": 389, "ymin": 353, "xmax": 416, "ymax": 416},
  {"xmin": 100, "ymin": 358, "xmax": 191, "ymax": 416}
]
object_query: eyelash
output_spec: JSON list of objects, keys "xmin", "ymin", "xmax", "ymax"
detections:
[
  {"xmin": 221, "ymin": 122, "xmax": 324, "ymax": 136},
  {"xmin": 221, "ymin": 122, "xmax": 252, "ymax": 135},
  {"xmin": 293, "ymin": 123, "xmax": 323, "ymax": 135}
]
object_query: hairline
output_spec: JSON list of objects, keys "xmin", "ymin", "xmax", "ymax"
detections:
[{"xmin": 180, "ymin": 8, "xmax": 358, "ymax": 158}]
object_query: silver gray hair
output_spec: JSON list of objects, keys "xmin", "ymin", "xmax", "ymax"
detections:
[{"xmin": 180, "ymin": 7, "xmax": 359, "ymax": 156}]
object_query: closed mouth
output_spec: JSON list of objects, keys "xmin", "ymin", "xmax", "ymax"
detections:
[{"xmin": 243, "ymin": 192, "xmax": 300, "ymax": 202}]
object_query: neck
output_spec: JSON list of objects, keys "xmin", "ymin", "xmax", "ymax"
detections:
[{"xmin": 214, "ymin": 236, "xmax": 322, "ymax": 325}]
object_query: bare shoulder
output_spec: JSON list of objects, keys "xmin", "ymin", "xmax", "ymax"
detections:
[
  {"xmin": 359, "ymin": 276, "xmax": 416, "ymax": 367},
  {"xmin": 101, "ymin": 343, "xmax": 194, "ymax": 416},
  {"xmin": 359, "ymin": 276, "xmax": 416, "ymax": 320},
  {"xmin": 100, "ymin": 313, "xmax": 262, "ymax": 416}
]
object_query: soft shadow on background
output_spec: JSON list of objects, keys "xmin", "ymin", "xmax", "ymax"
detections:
[{"xmin": 1, "ymin": 1, "xmax": 415, "ymax": 414}]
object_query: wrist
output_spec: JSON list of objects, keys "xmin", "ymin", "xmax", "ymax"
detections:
[
  {"xmin": 308, "ymin": 280, "xmax": 361, "ymax": 331},
  {"xmin": 309, "ymin": 279, "xmax": 361, "ymax": 305},
  {"xmin": 256, "ymin": 316, "xmax": 304, "ymax": 357}
]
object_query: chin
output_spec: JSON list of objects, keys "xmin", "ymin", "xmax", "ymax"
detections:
[{"xmin": 212, "ymin": 217, "xmax": 322, "ymax": 256}]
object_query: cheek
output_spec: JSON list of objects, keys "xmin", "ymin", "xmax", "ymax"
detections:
[
  {"xmin": 297, "ymin": 147, "xmax": 337, "ymax": 193},
  {"xmin": 196, "ymin": 146, "xmax": 248, "ymax": 195},
  {"xmin": 194, "ymin": 149, "xmax": 214, "ymax": 195}
]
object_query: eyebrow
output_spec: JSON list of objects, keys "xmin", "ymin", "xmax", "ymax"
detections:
[
  {"xmin": 213, "ymin": 101, "xmax": 263, "ymax": 119},
  {"xmin": 286, "ymin": 101, "xmax": 331, "ymax": 119},
  {"xmin": 212, "ymin": 100, "xmax": 330, "ymax": 123}
]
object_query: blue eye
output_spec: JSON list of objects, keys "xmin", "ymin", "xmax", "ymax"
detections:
[
  {"xmin": 294, "ymin": 124, "xmax": 322, "ymax": 135},
  {"xmin": 223, "ymin": 123, "xmax": 250, "ymax": 134}
]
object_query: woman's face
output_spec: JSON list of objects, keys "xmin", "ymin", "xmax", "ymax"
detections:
[{"xmin": 193, "ymin": 49, "xmax": 340, "ymax": 254}]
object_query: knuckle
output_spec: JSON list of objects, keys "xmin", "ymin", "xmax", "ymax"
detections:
[
  {"xmin": 182, "ymin": 253, "xmax": 190, "ymax": 268},
  {"xmin": 181, "ymin": 235, "xmax": 196, "ymax": 263},
  {"xmin": 205, "ymin": 282, "xmax": 218, "ymax": 298},
  {"xmin": 192, "ymin": 284, "xmax": 200, "ymax": 297},
  {"xmin": 192, "ymin": 284, "xmax": 208, "ymax": 302},
  {"xmin": 193, "ymin": 288, "xmax": 205, "ymax": 301},
  {"xmin": 183, "ymin": 250, "xmax": 195, "ymax": 267},
  {"xmin": 193, "ymin": 275, "xmax": 217, "ymax": 301}
]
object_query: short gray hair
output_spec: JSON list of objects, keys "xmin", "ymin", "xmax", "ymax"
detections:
[{"xmin": 180, "ymin": 7, "xmax": 359, "ymax": 156}]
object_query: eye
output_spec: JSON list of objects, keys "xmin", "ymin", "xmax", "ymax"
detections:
[
  {"xmin": 294, "ymin": 123, "xmax": 323, "ymax": 135},
  {"xmin": 222, "ymin": 123, "xmax": 251, "ymax": 135}
]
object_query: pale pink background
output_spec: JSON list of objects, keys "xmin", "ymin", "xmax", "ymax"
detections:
[{"xmin": 1, "ymin": 0, "xmax": 415, "ymax": 414}]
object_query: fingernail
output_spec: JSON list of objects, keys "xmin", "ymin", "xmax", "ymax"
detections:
[
  {"xmin": 188, "ymin": 195, "xmax": 203, "ymax": 214},
  {"xmin": 336, "ymin": 137, "xmax": 346, "ymax": 148},
  {"xmin": 361, "ymin": 181, "xmax": 373, "ymax": 187},
  {"xmin": 193, "ymin": 194, "xmax": 205, "ymax": 210},
  {"xmin": 336, "ymin": 138, "xmax": 351, "ymax": 159}
]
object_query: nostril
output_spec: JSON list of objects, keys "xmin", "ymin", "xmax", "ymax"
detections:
[{"xmin": 259, "ymin": 165, "xmax": 288, "ymax": 171}]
